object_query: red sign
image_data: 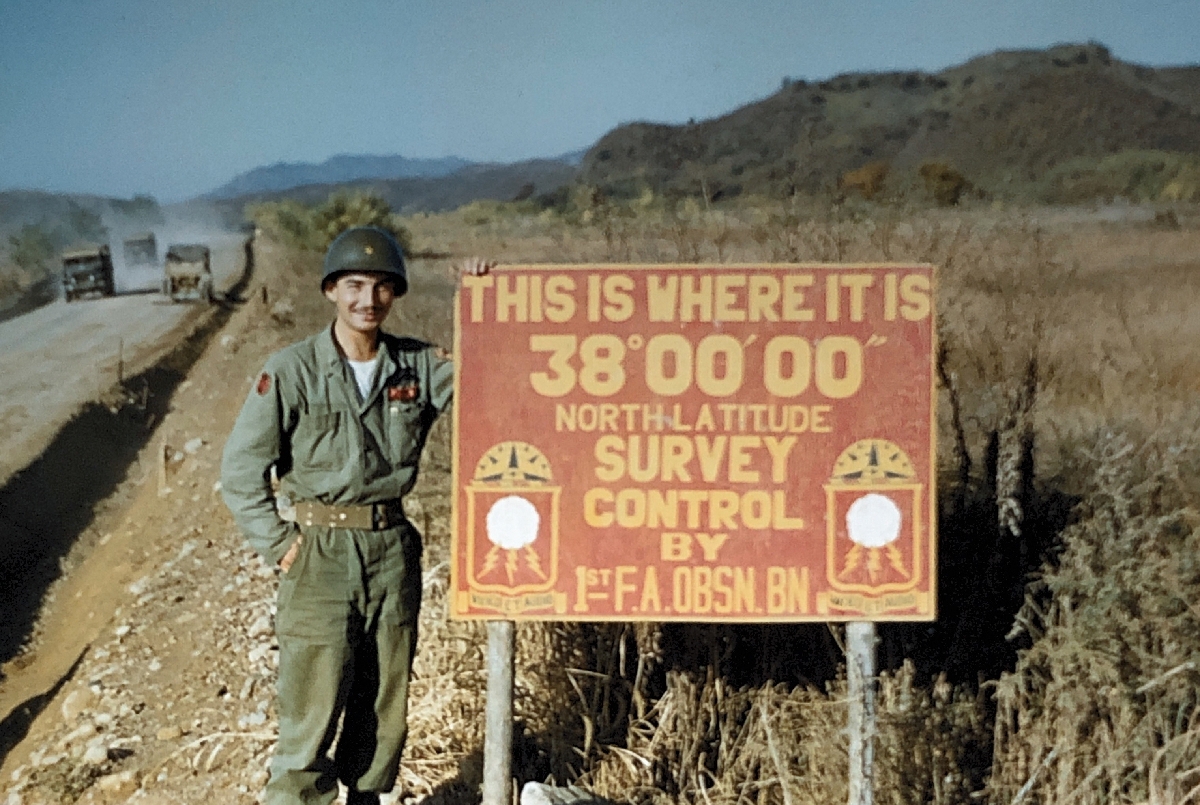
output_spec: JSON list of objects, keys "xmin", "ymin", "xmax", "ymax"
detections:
[{"xmin": 451, "ymin": 264, "xmax": 935, "ymax": 621}]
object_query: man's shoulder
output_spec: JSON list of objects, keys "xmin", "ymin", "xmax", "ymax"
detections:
[{"xmin": 264, "ymin": 331, "xmax": 326, "ymax": 373}]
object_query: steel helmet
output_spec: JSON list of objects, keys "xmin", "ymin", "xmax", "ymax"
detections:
[{"xmin": 321, "ymin": 226, "xmax": 407, "ymax": 295}]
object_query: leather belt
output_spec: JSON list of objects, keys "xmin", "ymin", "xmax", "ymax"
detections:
[{"xmin": 291, "ymin": 499, "xmax": 405, "ymax": 531}]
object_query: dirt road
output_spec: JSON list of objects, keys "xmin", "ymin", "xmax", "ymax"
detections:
[{"xmin": 0, "ymin": 233, "xmax": 247, "ymax": 488}]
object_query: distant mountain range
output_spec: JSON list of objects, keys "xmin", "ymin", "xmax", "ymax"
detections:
[
  {"xmin": 224, "ymin": 158, "xmax": 581, "ymax": 214},
  {"xmin": 203, "ymin": 149, "xmax": 588, "ymax": 202},
  {"xmin": 203, "ymin": 154, "xmax": 473, "ymax": 199}
]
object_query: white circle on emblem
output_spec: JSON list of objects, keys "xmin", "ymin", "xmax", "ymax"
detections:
[
  {"xmin": 845, "ymin": 493, "xmax": 902, "ymax": 548},
  {"xmin": 486, "ymin": 495, "xmax": 540, "ymax": 550}
]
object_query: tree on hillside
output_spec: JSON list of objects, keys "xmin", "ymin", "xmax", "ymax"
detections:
[
  {"xmin": 920, "ymin": 162, "xmax": 971, "ymax": 206},
  {"xmin": 839, "ymin": 161, "xmax": 891, "ymax": 200},
  {"xmin": 309, "ymin": 192, "xmax": 411, "ymax": 252},
  {"xmin": 247, "ymin": 192, "xmax": 412, "ymax": 253}
]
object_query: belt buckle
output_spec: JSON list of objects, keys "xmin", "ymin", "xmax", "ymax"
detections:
[{"xmin": 372, "ymin": 503, "xmax": 386, "ymax": 530}]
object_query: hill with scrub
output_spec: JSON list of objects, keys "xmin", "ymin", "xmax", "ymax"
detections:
[{"xmin": 577, "ymin": 42, "xmax": 1200, "ymax": 204}]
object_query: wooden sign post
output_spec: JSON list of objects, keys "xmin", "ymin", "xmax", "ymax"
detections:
[
  {"xmin": 846, "ymin": 622, "xmax": 877, "ymax": 805},
  {"xmin": 482, "ymin": 621, "xmax": 514, "ymax": 805}
]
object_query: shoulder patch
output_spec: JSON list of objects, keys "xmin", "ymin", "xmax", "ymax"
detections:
[{"xmin": 256, "ymin": 373, "xmax": 272, "ymax": 395}]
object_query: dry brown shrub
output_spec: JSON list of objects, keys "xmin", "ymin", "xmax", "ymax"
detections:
[
  {"xmin": 840, "ymin": 162, "xmax": 892, "ymax": 201},
  {"xmin": 562, "ymin": 659, "xmax": 985, "ymax": 805},
  {"xmin": 990, "ymin": 426, "xmax": 1200, "ymax": 805},
  {"xmin": 919, "ymin": 163, "xmax": 972, "ymax": 206}
]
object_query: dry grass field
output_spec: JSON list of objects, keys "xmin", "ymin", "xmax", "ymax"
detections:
[{"xmin": 380, "ymin": 198, "xmax": 1200, "ymax": 805}]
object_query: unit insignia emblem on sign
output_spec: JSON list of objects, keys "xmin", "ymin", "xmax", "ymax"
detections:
[
  {"xmin": 820, "ymin": 438, "xmax": 930, "ymax": 616},
  {"xmin": 461, "ymin": 441, "xmax": 564, "ymax": 615}
]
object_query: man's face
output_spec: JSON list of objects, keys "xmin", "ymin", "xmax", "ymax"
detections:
[{"xmin": 324, "ymin": 272, "xmax": 397, "ymax": 334}]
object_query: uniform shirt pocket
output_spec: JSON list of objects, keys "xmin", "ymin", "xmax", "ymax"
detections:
[
  {"xmin": 292, "ymin": 409, "xmax": 351, "ymax": 470},
  {"xmin": 386, "ymin": 401, "xmax": 426, "ymax": 466}
]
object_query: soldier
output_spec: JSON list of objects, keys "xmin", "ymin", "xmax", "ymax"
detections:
[{"xmin": 220, "ymin": 226, "xmax": 491, "ymax": 805}]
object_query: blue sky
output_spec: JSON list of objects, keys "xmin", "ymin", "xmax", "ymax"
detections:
[{"xmin": 1, "ymin": 0, "xmax": 1198, "ymax": 202}]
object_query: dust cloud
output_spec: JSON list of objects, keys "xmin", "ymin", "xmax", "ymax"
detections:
[{"xmin": 100, "ymin": 201, "xmax": 243, "ymax": 295}]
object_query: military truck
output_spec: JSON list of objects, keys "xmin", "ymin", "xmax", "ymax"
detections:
[
  {"xmin": 62, "ymin": 244, "xmax": 116, "ymax": 302},
  {"xmin": 123, "ymin": 232, "xmax": 158, "ymax": 266},
  {"xmin": 162, "ymin": 244, "xmax": 213, "ymax": 303}
]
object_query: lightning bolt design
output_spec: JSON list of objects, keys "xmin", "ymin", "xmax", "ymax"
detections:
[
  {"xmin": 480, "ymin": 546, "xmax": 501, "ymax": 579},
  {"xmin": 840, "ymin": 544, "xmax": 862, "ymax": 579},
  {"xmin": 867, "ymin": 548, "xmax": 883, "ymax": 583},
  {"xmin": 524, "ymin": 546, "xmax": 547, "ymax": 581},
  {"xmin": 505, "ymin": 550, "xmax": 518, "ymax": 585},
  {"xmin": 886, "ymin": 545, "xmax": 909, "ymax": 578}
]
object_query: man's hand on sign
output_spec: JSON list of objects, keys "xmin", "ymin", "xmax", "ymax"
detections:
[{"xmin": 459, "ymin": 257, "xmax": 495, "ymax": 280}]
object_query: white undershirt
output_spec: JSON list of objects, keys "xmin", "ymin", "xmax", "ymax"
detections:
[{"xmin": 346, "ymin": 354, "xmax": 380, "ymax": 400}]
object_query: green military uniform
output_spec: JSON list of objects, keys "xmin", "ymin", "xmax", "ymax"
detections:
[{"xmin": 221, "ymin": 323, "xmax": 453, "ymax": 804}]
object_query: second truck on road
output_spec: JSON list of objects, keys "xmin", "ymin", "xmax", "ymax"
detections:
[{"xmin": 162, "ymin": 244, "xmax": 213, "ymax": 303}]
